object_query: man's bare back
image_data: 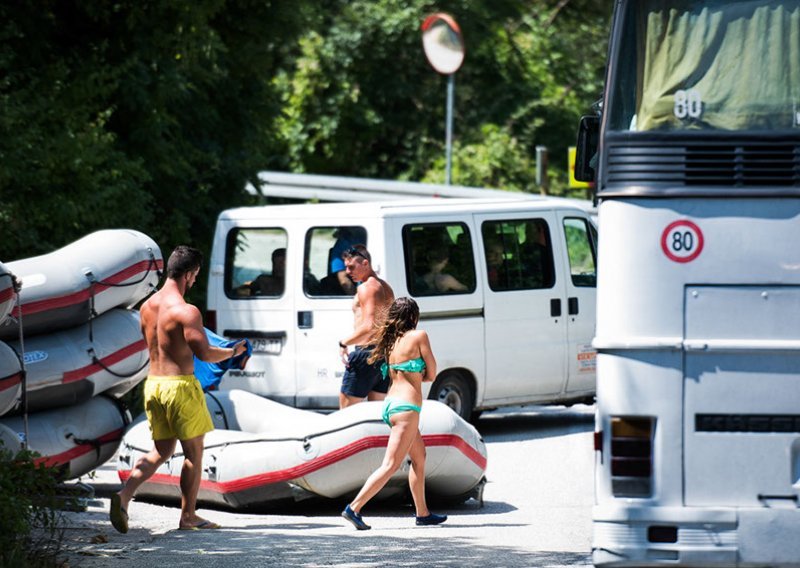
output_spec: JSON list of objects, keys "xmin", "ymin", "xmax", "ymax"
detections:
[
  {"xmin": 140, "ymin": 266, "xmax": 243, "ymax": 376},
  {"xmin": 140, "ymin": 287, "xmax": 202, "ymax": 376}
]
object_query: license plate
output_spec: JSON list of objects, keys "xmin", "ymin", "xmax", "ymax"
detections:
[{"xmin": 250, "ymin": 337, "xmax": 283, "ymax": 355}]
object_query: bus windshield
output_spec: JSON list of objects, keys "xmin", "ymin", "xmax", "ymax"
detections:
[{"xmin": 608, "ymin": 0, "xmax": 800, "ymax": 132}]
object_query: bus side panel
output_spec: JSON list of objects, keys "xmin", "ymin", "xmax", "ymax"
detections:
[{"xmin": 683, "ymin": 285, "xmax": 800, "ymax": 507}]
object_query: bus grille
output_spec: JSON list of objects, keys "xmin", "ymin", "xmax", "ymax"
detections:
[{"xmin": 606, "ymin": 143, "xmax": 800, "ymax": 186}]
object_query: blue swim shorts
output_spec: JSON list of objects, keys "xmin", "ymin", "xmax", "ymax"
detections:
[{"xmin": 341, "ymin": 346, "xmax": 389, "ymax": 398}]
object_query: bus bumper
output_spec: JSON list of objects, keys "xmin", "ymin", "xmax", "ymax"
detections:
[{"xmin": 593, "ymin": 505, "xmax": 800, "ymax": 567}]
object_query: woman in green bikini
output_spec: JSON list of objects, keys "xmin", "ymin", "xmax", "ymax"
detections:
[{"xmin": 341, "ymin": 297, "xmax": 447, "ymax": 530}]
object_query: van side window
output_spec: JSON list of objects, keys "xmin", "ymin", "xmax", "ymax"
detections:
[
  {"xmin": 225, "ymin": 228, "xmax": 288, "ymax": 298},
  {"xmin": 403, "ymin": 223, "xmax": 475, "ymax": 296},
  {"xmin": 481, "ymin": 219, "xmax": 555, "ymax": 291},
  {"xmin": 563, "ymin": 217, "xmax": 597, "ymax": 287},
  {"xmin": 304, "ymin": 226, "xmax": 367, "ymax": 297}
]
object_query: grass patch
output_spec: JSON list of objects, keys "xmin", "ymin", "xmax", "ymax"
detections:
[{"xmin": 0, "ymin": 445, "xmax": 76, "ymax": 567}]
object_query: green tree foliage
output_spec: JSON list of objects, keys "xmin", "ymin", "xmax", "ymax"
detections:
[
  {"xmin": 1, "ymin": 1, "xmax": 609, "ymax": 282},
  {"xmin": 0, "ymin": 1, "xmax": 310, "ymax": 270},
  {"xmin": 276, "ymin": 0, "xmax": 610, "ymax": 194}
]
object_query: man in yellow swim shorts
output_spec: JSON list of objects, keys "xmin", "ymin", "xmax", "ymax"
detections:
[{"xmin": 109, "ymin": 246, "xmax": 246, "ymax": 533}]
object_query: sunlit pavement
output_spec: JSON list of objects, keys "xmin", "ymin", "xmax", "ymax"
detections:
[{"xmin": 60, "ymin": 405, "xmax": 595, "ymax": 567}]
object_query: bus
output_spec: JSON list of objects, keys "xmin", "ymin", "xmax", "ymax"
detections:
[{"xmin": 575, "ymin": 1, "xmax": 800, "ymax": 566}]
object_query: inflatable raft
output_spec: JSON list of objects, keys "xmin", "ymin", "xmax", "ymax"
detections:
[
  {"xmin": 118, "ymin": 389, "xmax": 487, "ymax": 511},
  {"xmin": 0, "ymin": 229, "xmax": 162, "ymax": 340},
  {"xmin": 0, "ymin": 341, "xmax": 22, "ymax": 417},
  {"xmin": 0, "ymin": 395, "xmax": 129, "ymax": 478},
  {"xmin": 6, "ymin": 309, "xmax": 148, "ymax": 413},
  {"xmin": 0, "ymin": 422, "xmax": 21, "ymax": 454}
]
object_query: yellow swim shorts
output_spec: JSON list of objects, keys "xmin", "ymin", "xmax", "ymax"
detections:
[{"xmin": 143, "ymin": 375, "xmax": 214, "ymax": 441}]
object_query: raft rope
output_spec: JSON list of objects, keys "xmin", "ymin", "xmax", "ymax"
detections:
[
  {"xmin": 206, "ymin": 392, "xmax": 229, "ymax": 430},
  {"xmin": 83, "ymin": 248, "xmax": 159, "ymax": 375},
  {"xmin": 87, "ymin": 346, "xmax": 150, "ymax": 379},
  {"xmin": 65, "ymin": 432, "xmax": 104, "ymax": 460},
  {"xmin": 123, "ymin": 417, "xmax": 386, "ymax": 457},
  {"xmin": 64, "ymin": 396, "xmax": 131, "ymax": 459},
  {"xmin": 86, "ymin": 248, "xmax": 161, "ymax": 343}
]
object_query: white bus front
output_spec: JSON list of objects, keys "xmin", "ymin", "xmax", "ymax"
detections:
[{"xmin": 578, "ymin": 1, "xmax": 800, "ymax": 566}]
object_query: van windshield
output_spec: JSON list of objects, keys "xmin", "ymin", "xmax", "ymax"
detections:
[{"xmin": 608, "ymin": 0, "xmax": 800, "ymax": 132}]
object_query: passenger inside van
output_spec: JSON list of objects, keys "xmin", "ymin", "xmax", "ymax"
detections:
[
  {"xmin": 423, "ymin": 246, "xmax": 468, "ymax": 293},
  {"xmin": 484, "ymin": 240, "xmax": 509, "ymax": 290},
  {"xmin": 519, "ymin": 222, "xmax": 554, "ymax": 289},
  {"xmin": 250, "ymin": 247, "xmax": 286, "ymax": 296}
]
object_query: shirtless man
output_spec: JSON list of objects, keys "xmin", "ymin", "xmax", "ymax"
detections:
[
  {"xmin": 337, "ymin": 245, "xmax": 395, "ymax": 408},
  {"xmin": 109, "ymin": 246, "xmax": 246, "ymax": 533}
]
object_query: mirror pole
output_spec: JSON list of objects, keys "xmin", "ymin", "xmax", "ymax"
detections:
[{"xmin": 445, "ymin": 73, "xmax": 455, "ymax": 185}]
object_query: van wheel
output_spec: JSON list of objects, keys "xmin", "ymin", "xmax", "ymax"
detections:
[{"xmin": 429, "ymin": 374, "xmax": 473, "ymax": 421}]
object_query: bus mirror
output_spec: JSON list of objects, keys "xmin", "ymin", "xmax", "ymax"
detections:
[{"xmin": 575, "ymin": 115, "xmax": 600, "ymax": 182}]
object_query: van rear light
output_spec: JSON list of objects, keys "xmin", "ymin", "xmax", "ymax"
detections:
[
  {"xmin": 610, "ymin": 416, "xmax": 653, "ymax": 497},
  {"xmin": 206, "ymin": 310, "xmax": 217, "ymax": 333}
]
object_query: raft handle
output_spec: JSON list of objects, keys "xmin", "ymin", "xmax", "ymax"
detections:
[{"xmin": 65, "ymin": 431, "xmax": 103, "ymax": 460}]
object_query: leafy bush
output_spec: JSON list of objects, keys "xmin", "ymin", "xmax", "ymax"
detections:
[{"xmin": 0, "ymin": 445, "xmax": 70, "ymax": 567}]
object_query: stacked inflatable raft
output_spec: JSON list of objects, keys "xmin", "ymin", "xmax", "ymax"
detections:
[
  {"xmin": 0, "ymin": 230, "xmax": 163, "ymax": 478},
  {"xmin": 119, "ymin": 389, "xmax": 487, "ymax": 511}
]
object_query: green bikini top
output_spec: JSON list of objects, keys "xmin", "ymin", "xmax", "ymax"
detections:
[{"xmin": 380, "ymin": 357, "xmax": 426, "ymax": 379}]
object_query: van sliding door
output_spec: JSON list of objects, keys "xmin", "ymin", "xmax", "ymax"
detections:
[{"xmin": 476, "ymin": 212, "xmax": 568, "ymax": 401}]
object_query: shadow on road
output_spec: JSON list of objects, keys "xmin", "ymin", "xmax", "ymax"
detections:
[
  {"xmin": 475, "ymin": 405, "xmax": 594, "ymax": 443},
  {"xmin": 66, "ymin": 521, "xmax": 592, "ymax": 568}
]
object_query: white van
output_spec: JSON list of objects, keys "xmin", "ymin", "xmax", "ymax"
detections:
[{"xmin": 206, "ymin": 198, "xmax": 598, "ymax": 420}]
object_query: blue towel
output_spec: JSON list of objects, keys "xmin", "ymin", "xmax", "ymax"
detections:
[{"xmin": 193, "ymin": 328, "xmax": 252, "ymax": 392}]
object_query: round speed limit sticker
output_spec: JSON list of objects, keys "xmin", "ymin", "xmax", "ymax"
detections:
[{"xmin": 661, "ymin": 220, "xmax": 704, "ymax": 263}]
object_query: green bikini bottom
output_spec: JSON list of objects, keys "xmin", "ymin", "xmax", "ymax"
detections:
[{"xmin": 381, "ymin": 397, "xmax": 422, "ymax": 426}]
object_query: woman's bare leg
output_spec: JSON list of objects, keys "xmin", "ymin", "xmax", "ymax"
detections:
[
  {"xmin": 407, "ymin": 429, "xmax": 429, "ymax": 517},
  {"xmin": 350, "ymin": 412, "xmax": 419, "ymax": 513}
]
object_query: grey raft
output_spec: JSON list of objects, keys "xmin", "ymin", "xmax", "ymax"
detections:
[{"xmin": 118, "ymin": 389, "xmax": 487, "ymax": 511}]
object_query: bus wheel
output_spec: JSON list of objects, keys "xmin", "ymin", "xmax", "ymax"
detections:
[{"xmin": 429, "ymin": 373, "xmax": 473, "ymax": 421}]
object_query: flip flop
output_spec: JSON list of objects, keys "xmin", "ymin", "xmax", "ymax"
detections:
[
  {"xmin": 178, "ymin": 520, "xmax": 222, "ymax": 530},
  {"xmin": 109, "ymin": 494, "xmax": 129, "ymax": 534}
]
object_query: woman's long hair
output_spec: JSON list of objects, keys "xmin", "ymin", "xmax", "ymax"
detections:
[{"xmin": 368, "ymin": 297, "xmax": 419, "ymax": 365}]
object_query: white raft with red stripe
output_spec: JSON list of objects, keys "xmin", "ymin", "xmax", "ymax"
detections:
[
  {"xmin": 118, "ymin": 389, "xmax": 487, "ymax": 511},
  {"xmin": 5, "ymin": 308, "xmax": 148, "ymax": 414},
  {"xmin": 0, "ymin": 263, "xmax": 17, "ymax": 328},
  {"xmin": 0, "ymin": 422, "xmax": 22, "ymax": 453},
  {"xmin": 0, "ymin": 341, "xmax": 22, "ymax": 417},
  {"xmin": 0, "ymin": 229, "xmax": 162, "ymax": 340},
  {"xmin": 0, "ymin": 395, "xmax": 129, "ymax": 478}
]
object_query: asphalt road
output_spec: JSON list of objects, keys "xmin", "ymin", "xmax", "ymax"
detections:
[{"xmin": 59, "ymin": 404, "xmax": 596, "ymax": 567}]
